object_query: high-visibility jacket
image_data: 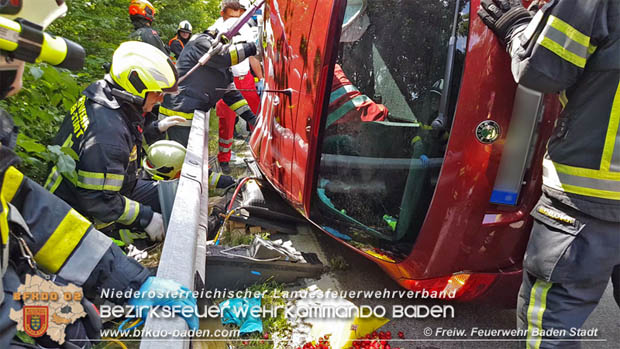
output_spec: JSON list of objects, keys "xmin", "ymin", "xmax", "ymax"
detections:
[
  {"xmin": 1, "ymin": 142, "xmax": 149, "ymax": 346},
  {"xmin": 507, "ymin": 0, "xmax": 620, "ymax": 221},
  {"xmin": 44, "ymin": 78, "xmax": 156, "ymax": 229},
  {"xmin": 327, "ymin": 64, "xmax": 388, "ymax": 130},
  {"xmin": 160, "ymin": 33, "xmax": 258, "ymax": 146},
  {"xmin": 168, "ymin": 33, "xmax": 189, "ymax": 60},
  {"xmin": 129, "ymin": 19, "xmax": 169, "ymax": 55}
]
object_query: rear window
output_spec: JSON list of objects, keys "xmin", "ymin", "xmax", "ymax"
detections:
[{"xmin": 311, "ymin": 0, "xmax": 470, "ymax": 262}]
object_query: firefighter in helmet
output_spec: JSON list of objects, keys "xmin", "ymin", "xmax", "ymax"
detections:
[
  {"xmin": 128, "ymin": 0, "xmax": 168, "ymax": 54},
  {"xmin": 0, "ymin": 2, "xmax": 197, "ymax": 347},
  {"xmin": 169, "ymin": 20, "xmax": 193, "ymax": 60},
  {"xmin": 478, "ymin": 0, "xmax": 620, "ymax": 347},
  {"xmin": 159, "ymin": 0, "xmax": 259, "ymax": 174},
  {"xmin": 45, "ymin": 41, "xmax": 185, "ymax": 246}
]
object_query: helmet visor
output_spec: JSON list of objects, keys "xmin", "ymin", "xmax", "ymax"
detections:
[{"xmin": 1, "ymin": 0, "xmax": 67, "ymax": 30}]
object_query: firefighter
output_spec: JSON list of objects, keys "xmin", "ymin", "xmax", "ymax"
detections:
[
  {"xmin": 44, "ymin": 41, "xmax": 184, "ymax": 246},
  {"xmin": 169, "ymin": 20, "xmax": 193, "ymax": 60},
  {"xmin": 158, "ymin": 3, "xmax": 259, "ymax": 174},
  {"xmin": 0, "ymin": 2, "xmax": 197, "ymax": 347},
  {"xmin": 213, "ymin": 0, "xmax": 263, "ymax": 172},
  {"xmin": 129, "ymin": 0, "xmax": 168, "ymax": 54},
  {"xmin": 478, "ymin": 0, "xmax": 620, "ymax": 347}
]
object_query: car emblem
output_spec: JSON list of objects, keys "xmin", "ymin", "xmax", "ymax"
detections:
[{"xmin": 476, "ymin": 120, "xmax": 501, "ymax": 144}]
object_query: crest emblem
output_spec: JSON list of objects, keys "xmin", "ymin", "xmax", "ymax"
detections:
[{"xmin": 23, "ymin": 306, "xmax": 48, "ymax": 337}]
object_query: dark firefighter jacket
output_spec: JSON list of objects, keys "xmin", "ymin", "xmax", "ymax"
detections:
[
  {"xmin": 44, "ymin": 78, "xmax": 156, "ymax": 230},
  {"xmin": 506, "ymin": 0, "xmax": 620, "ymax": 221},
  {"xmin": 169, "ymin": 33, "xmax": 189, "ymax": 60},
  {"xmin": 1, "ymin": 120, "xmax": 150, "ymax": 347},
  {"xmin": 160, "ymin": 33, "xmax": 257, "ymax": 129},
  {"xmin": 129, "ymin": 17, "xmax": 169, "ymax": 55}
]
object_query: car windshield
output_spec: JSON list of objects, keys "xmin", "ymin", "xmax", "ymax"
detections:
[{"xmin": 311, "ymin": 0, "xmax": 470, "ymax": 262}]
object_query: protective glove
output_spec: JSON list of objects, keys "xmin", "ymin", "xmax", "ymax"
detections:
[
  {"xmin": 255, "ymin": 78, "xmax": 265, "ymax": 97},
  {"xmin": 129, "ymin": 276, "xmax": 199, "ymax": 331},
  {"xmin": 158, "ymin": 115, "xmax": 186, "ymax": 133},
  {"xmin": 145, "ymin": 212, "xmax": 165, "ymax": 241},
  {"xmin": 478, "ymin": 0, "xmax": 533, "ymax": 45}
]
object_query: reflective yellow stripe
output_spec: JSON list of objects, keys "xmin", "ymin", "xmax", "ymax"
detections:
[
  {"xmin": 538, "ymin": 37, "xmax": 586, "ymax": 68},
  {"xmin": 601, "ymin": 81, "xmax": 620, "ymax": 171},
  {"xmin": 1, "ymin": 166, "xmax": 23, "ymax": 203},
  {"xmin": 118, "ymin": 197, "xmax": 140, "ymax": 225},
  {"xmin": 229, "ymin": 99, "xmax": 248, "ymax": 111},
  {"xmin": 76, "ymin": 170, "xmax": 124, "ymax": 191},
  {"xmin": 560, "ymin": 183, "xmax": 620, "ymax": 200},
  {"xmin": 553, "ymin": 161, "xmax": 620, "ymax": 180},
  {"xmin": 538, "ymin": 15, "xmax": 592, "ymax": 68},
  {"xmin": 526, "ymin": 279, "xmax": 553, "ymax": 349},
  {"xmin": 1, "ymin": 166, "xmax": 24, "ymax": 245},
  {"xmin": 543, "ymin": 159, "xmax": 620, "ymax": 200},
  {"xmin": 558, "ymin": 91, "xmax": 568, "ymax": 109},
  {"xmin": 229, "ymin": 46, "xmax": 239, "ymax": 65},
  {"xmin": 159, "ymin": 106, "xmax": 194, "ymax": 120},
  {"xmin": 44, "ymin": 166, "xmax": 63, "ymax": 193},
  {"xmin": 34, "ymin": 209, "xmax": 91, "ymax": 273},
  {"xmin": 547, "ymin": 15, "xmax": 589, "ymax": 47},
  {"xmin": 44, "ymin": 136, "xmax": 73, "ymax": 192}
]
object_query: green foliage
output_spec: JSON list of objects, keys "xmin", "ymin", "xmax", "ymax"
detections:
[{"xmin": 3, "ymin": 0, "xmax": 220, "ymax": 182}]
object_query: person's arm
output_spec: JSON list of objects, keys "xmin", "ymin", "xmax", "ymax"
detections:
[
  {"xmin": 496, "ymin": 0, "xmax": 608, "ymax": 92},
  {"xmin": 249, "ymin": 56, "xmax": 263, "ymax": 80},
  {"xmin": 222, "ymin": 88, "xmax": 257, "ymax": 130},
  {"xmin": 193, "ymin": 35, "xmax": 257, "ymax": 69},
  {"xmin": 1, "ymin": 148, "xmax": 150, "ymax": 303},
  {"xmin": 74, "ymin": 142, "xmax": 154, "ymax": 230}
]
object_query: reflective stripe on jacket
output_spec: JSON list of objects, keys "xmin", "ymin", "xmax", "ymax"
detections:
[
  {"xmin": 44, "ymin": 79, "xmax": 155, "ymax": 228},
  {"xmin": 508, "ymin": 0, "xmax": 620, "ymax": 221}
]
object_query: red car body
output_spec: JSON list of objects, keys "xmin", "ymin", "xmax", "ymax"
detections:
[{"xmin": 250, "ymin": 0, "xmax": 561, "ymax": 305}]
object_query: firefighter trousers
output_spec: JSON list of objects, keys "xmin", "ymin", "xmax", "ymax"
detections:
[
  {"xmin": 517, "ymin": 193, "xmax": 620, "ymax": 349},
  {"xmin": 216, "ymin": 73, "xmax": 260, "ymax": 163}
]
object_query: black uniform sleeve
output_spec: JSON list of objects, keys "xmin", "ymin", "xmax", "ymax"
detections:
[
  {"xmin": 75, "ymin": 142, "xmax": 154, "ymax": 229},
  {"xmin": 507, "ymin": 0, "xmax": 609, "ymax": 92},
  {"xmin": 143, "ymin": 111, "xmax": 165, "ymax": 144},
  {"xmin": 188, "ymin": 35, "xmax": 257, "ymax": 69},
  {"xmin": 1, "ymin": 148, "xmax": 149, "ymax": 302},
  {"xmin": 140, "ymin": 28, "xmax": 170, "ymax": 55}
]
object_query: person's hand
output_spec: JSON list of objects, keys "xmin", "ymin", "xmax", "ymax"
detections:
[
  {"xmin": 478, "ymin": 0, "xmax": 532, "ymax": 45},
  {"xmin": 129, "ymin": 276, "xmax": 199, "ymax": 330},
  {"xmin": 145, "ymin": 213, "xmax": 165, "ymax": 241},
  {"xmin": 158, "ymin": 116, "xmax": 186, "ymax": 133},
  {"xmin": 255, "ymin": 78, "xmax": 264, "ymax": 96}
]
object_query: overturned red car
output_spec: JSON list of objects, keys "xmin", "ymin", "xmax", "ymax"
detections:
[{"xmin": 250, "ymin": 0, "xmax": 560, "ymax": 304}]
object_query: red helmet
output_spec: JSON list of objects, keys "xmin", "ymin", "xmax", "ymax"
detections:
[{"xmin": 129, "ymin": 0, "xmax": 155, "ymax": 22}]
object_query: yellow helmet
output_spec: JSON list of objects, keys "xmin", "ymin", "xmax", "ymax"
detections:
[
  {"xmin": 142, "ymin": 140, "xmax": 186, "ymax": 180},
  {"xmin": 110, "ymin": 41, "xmax": 178, "ymax": 99}
]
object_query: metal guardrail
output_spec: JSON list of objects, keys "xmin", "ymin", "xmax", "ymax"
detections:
[{"xmin": 140, "ymin": 110, "xmax": 209, "ymax": 349}]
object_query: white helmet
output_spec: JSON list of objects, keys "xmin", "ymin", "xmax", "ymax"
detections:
[{"xmin": 178, "ymin": 20, "xmax": 192, "ymax": 33}]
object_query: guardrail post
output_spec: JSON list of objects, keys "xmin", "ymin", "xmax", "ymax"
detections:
[{"xmin": 140, "ymin": 110, "xmax": 209, "ymax": 349}]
